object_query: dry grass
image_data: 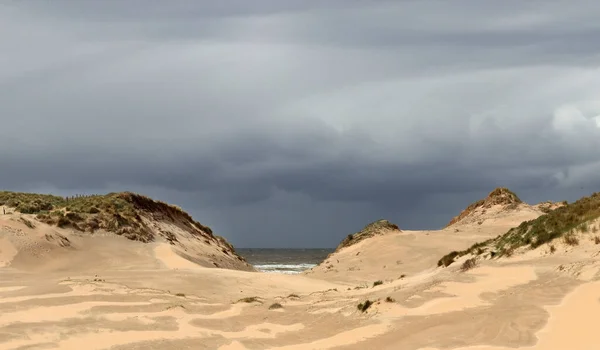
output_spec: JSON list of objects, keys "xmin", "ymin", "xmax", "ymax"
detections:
[
  {"xmin": 460, "ymin": 258, "xmax": 477, "ymax": 272},
  {"xmin": 563, "ymin": 233, "xmax": 579, "ymax": 246},
  {"xmin": 357, "ymin": 300, "xmax": 373, "ymax": 312},
  {"xmin": 269, "ymin": 303, "xmax": 283, "ymax": 310},
  {"xmin": 236, "ymin": 297, "xmax": 263, "ymax": 304}
]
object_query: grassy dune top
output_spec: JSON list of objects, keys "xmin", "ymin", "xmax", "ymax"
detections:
[
  {"xmin": 439, "ymin": 191, "xmax": 600, "ymax": 267},
  {"xmin": 0, "ymin": 191, "xmax": 213, "ymax": 243}
]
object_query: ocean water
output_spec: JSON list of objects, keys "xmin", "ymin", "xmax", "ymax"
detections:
[{"xmin": 236, "ymin": 248, "xmax": 334, "ymax": 274}]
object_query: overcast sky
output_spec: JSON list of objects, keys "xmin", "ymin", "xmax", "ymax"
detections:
[{"xmin": 2, "ymin": 1, "xmax": 600, "ymax": 248}]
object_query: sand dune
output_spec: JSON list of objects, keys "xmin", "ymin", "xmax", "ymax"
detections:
[{"xmin": 1, "ymin": 190, "xmax": 600, "ymax": 349}]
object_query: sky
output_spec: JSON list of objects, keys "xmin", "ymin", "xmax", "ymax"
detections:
[{"xmin": 2, "ymin": 1, "xmax": 600, "ymax": 248}]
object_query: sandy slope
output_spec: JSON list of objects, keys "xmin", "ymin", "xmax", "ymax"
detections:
[{"xmin": 2, "ymin": 202, "xmax": 600, "ymax": 349}]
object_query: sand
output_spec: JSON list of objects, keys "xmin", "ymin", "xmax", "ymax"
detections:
[{"xmin": 1, "ymin": 204, "xmax": 600, "ymax": 349}]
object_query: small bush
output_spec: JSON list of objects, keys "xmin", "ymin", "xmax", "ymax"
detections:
[
  {"xmin": 65, "ymin": 212, "xmax": 84, "ymax": 222},
  {"xmin": 460, "ymin": 258, "xmax": 477, "ymax": 272},
  {"xmin": 563, "ymin": 233, "xmax": 579, "ymax": 246},
  {"xmin": 550, "ymin": 245, "xmax": 556, "ymax": 253},
  {"xmin": 287, "ymin": 294, "xmax": 300, "ymax": 299},
  {"xmin": 175, "ymin": 293, "xmax": 185, "ymax": 297},
  {"xmin": 269, "ymin": 303, "xmax": 283, "ymax": 310},
  {"xmin": 373, "ymin": 280, "xmax": 383, "ymax": 287},
  {"xmin": 385, "ymin": 296, "xmax": 395, "ymax": 303},
  {"xmin": 57, "ymin": 216, "xmax": 71, "ymax": 228},
  {"xmin": 357, "ymin": 300, "xmax": 373, "ymax": 312},
  {"xmin": 438, "ymin": 251, "xmax": 460, "ymax": 267},
  {"xmin": 594, "ymin": 236, "xmax": 600, "ymax": 245}
]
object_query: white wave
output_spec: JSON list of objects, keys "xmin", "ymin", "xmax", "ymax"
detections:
[{"xmin": 253, "ymin": 263, "xmax": 317, "ymax": 274}]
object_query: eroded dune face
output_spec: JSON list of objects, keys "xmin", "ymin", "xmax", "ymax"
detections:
[{"xmin": 1, "ymin": 189, "xmax": 599, "ymax": 350}]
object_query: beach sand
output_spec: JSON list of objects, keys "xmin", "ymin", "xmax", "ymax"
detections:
[{"xmin": 1, "ymin": 204, "xmax": 599, "ymax": 349}]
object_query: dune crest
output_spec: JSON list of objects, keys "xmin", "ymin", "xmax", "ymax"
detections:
[{"xmin": 0, "ymin": 191, "xmax": 253, "ymax": 272}]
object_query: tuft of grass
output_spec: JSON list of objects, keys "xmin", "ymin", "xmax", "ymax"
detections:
[
  {"xmin": 594, "ymin": 236, "xmax": 600, "ymax": 245},
  {"xmin": 460, "ymin": 258, "xmax": 477, "ymax": 272},
  {"xmin": 550, "ymin": 245, "xmax": 556, "ymax": 253},
  {"xmin": 236, "ymin": 297, "xmax": 262, "ymax": 304},
  {"xmin": 357, "ymin": 300, "xmax": 373, "ymax": 312},
  {"xmin": 373, "ymin": 280, "xmax": 383, "ymax": 287},
  {"xmin": 385, "ymin": 296, "xmax": 395, "ymax": 303},
  {"xmin": 563, "ymin": 233, "xmax": 579, "ymax": 246},
  {"xmin": 438, "ymin": 251, "xmax": 461, "ymax": 267},
  {"xmin": 269, "ymin": 303, "xmax": 283, "ymax": 310}
]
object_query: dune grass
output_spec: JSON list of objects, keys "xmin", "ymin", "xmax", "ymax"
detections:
[
  {"xmin": 0, "ymin": 191, "xmax": 214, "ymax": 243},
  {"xmin": 438, "ymin": 192, "xmax": 600, "ymax": 267}
]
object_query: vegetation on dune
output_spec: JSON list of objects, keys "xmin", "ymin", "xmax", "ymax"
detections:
[
  {"xmin": 0, "ymin": 191, "xmax": 215, "ymax": 244},
  {"xmin": 445, "ymin": 187, "xmax": 523, "ymax": 227},
  {"xmin": 460, "ymin": 258, "xmax": 477, "ymax": 272},
  {"xmin": 335, "ymin": 219, "xmax": 400, "ymax": 252},
  {"xmin": 236, "ymin": 297, "xmax": 263, "ymax": 304},
  {"xmin": 438, "ymin": 192, "xmax": 600, "ymax": 267},
  {"xmin": 357, "ymin": 300, "xmax": 373, "ymax": 312},
  {"xmin": 269, "ymin": 303, "xmax": 283, "ymax": 310}
]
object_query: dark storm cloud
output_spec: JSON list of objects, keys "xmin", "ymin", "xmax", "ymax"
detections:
[{"xmin": 2, "ymin": 1, "xmax": 600, "ymax": 247}]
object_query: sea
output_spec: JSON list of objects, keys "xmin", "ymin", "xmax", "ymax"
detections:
[{"xmin": 236, "ymin": 248, "xmax": 334, "ymax": 274}]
